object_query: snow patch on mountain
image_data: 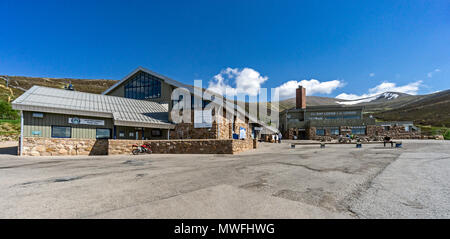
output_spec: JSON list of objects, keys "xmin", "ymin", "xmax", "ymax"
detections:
[{"xmin": 336, "ymin": 92, "xmax": 399, "ymax": 105}]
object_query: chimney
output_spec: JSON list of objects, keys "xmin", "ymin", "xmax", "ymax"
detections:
[{"xmin": 296, "ymin": 86, "xmax": 306, "ymax": 109}]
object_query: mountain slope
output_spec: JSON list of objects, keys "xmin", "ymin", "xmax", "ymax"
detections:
[
  {"xmin": 0, "ymin": 75, "xmax": 117, "ymax": 102},
  {"xmin": 373, "ymin": 90, "xmax": 450, "ymax": 126}
]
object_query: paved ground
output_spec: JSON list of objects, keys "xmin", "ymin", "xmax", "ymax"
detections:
[{"xmin": 0, "ymin": 140, "xmax": 449, "ymax": 218}]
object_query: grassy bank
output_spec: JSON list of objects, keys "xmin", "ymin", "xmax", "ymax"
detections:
[
  {"xmin": 419, "ymin": 125, "xmax": 450, "ymax": 139},
  {"xmin": 0, "ymin": 119, "xmax": 20, "ymax": 140}
]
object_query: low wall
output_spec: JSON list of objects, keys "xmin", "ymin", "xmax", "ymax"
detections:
[
  {"xmin": 109, "ymin": 139, "xmax": 255, "ymax": 155},
  {"xmin": 20, "ymin": 137, "xmax": 255, "ymax": 156},
  {"xmin": 286, "ymin": 125, "xmax": 421, "ymax": 141},
  {"xmin": 21, "ymin": 137, "xmax": 108, "ymax": 156}
]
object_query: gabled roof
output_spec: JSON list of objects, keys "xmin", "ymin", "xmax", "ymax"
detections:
[
  {"xmin": 102, "ymin": 67, "xmax": 280, "ymax": 133},
  {"xmin": 102, "ymin": 66, "xmax": 193, "ymax": 95},
  {"xmin": 12, "ymin": 86, "xmax": 174, "ymax": 129}
]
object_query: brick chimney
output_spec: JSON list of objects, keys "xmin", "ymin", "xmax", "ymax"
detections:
[{"xmin": 296, "ymin": 86, "xmax": 306, "ymax": 109}]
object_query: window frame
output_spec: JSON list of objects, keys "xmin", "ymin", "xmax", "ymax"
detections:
[
  {"xmin": 151, "ymin": 129, "xmax": 162, "ymax": 137},
  {"xmin": 316, "ymin": 129, "xmax": 325, "ymax": 136},
  {"xmin": 51, "ymin": 126, "xmax": 72, "ymax": 138},
  {"xmin": 351, "ymin": 126, "xmax": 366, "ymax": 135},
  {"xmin": 124, "ymin": 72, "xmax": 162, "ymax": 100},
  {"xmin": 330, "ymin": 128, "xmax": 340, "ymax": 135},
  {"xmin": 96, "ymin": 128, "xmax": 111, "ymax": 139}
]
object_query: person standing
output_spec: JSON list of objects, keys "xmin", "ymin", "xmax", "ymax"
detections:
[{"xmin": 278, "ymin": 132, "xmax": 282, "ymax": 143}]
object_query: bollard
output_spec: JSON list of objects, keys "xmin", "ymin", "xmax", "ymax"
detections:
[{"xmin": 356, "ymin": 143, "xmax": 362, "ymax": 148}]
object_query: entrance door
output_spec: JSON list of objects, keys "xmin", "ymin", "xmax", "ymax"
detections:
[
  {"xmin": 136, "ymin": 131, "xmax": 142, "ymax": 140},
  {"xmin": 298, "ymin": 129, "xmax": 307, "ymax": 140}
]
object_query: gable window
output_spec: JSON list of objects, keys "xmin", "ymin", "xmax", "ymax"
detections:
[{"xmin": 125, "ymin": 72, "xmax": 161, "ymax": 100}]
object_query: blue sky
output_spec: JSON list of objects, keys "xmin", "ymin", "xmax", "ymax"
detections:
[{"xmin": 1, "ymin": 0, "xmax": 449, "ymax": 100}]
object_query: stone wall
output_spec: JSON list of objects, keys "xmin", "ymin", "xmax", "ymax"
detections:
[
  {"xmin": 232, "ymin": 139, "xmax": 255, "ymax": 153},
  {"xmin": 20, "ymin": 137, "xmax": 256, "ymax": 156},
  {"xmin": 171, "ymin": 123, "xmax": 219, "ymax": 139},
  {"xmin": 285, "ymin": 124, "xmax": 421, "ymax": 141},
  {"xmin": 20, "ymin": 137, "xmax": 108, "ymax": 156},
  {"xmin": 366, "ymin": 125, "xmax": 421, "ymax": 139},
  {"xmin": 170, "ymin": 117, "xmax": 252, "ymax": 140},
  {"xmin": 109, "ymin": 139, "xmax": 255, "ymax": 155}
]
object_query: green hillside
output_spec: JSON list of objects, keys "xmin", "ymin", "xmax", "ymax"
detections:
[
  {"xmin": 0, "ymin": 75, "xmax": 117, "ymax": 141},
  {"xmin": 373, "ymin": 90, "xmax": 450, "ymax": 127}
]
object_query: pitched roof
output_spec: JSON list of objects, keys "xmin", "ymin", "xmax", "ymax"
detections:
[
  {"xmin": 102, "ymin": 66, "xmax": 193, "ymax": 95},
  {"xmin": 12, "ymin": 86, "xmax": 174, "ymax": 129}
]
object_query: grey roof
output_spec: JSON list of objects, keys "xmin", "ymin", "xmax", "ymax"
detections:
[{"xmin": 12, "ymin": 86, "xmax": 174, "ymax": 129}]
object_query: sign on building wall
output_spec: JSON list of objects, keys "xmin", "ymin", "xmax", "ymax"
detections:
[
  {"xmin": 194, "ymin": 109, "xmax": 212, "ymax": 128},
  {"xmin": 32, "ymin": 112, "xmax": 44, "ymax": 118},
  {"xmin": 68, "ymin": 117, "xmax": 105, "ymax": 126}
]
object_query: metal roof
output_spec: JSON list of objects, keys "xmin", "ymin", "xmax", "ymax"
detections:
[{"xmin": 12, "ymin": 86, "xmax": 174, "ymax": 129}]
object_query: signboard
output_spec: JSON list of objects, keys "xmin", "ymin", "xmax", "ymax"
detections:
[
  {"xmin": 69, "ymin": 117, "xmax": 104, "ymax": 126},
  {"xmin": 254, "ymin": 127, "xmax": 263, "ymax": 131},
  {"xmin": 32, "ymin": 113, "xmax": 44, "ymax": 118},
  {"xmin": 194, "ymin": 109, "xmax": 212, "ymax": 128},
  {"xmin": 239, "ymin": 127, "xmax": 246, "ymax": 139}
]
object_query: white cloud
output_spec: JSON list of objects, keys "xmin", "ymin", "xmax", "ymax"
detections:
[
  {"xmin": 336, "ymin": 80, "xmax": 422, "ymax": 100},
  {"xmin": 427, "ymin": 68, "xmax": 441, "ymax": 78},
  {"xmin": 275, "ymin": 79, "xmax": 344, "ymax": 99},
  {"xmin": 207, "ymin": 67, "xmax": 268, "ymax": 96},
  {"xmin": 369, "ymin": 73, "xmax": 375, "ymax": 77}
]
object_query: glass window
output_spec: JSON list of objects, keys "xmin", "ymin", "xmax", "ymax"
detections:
[
  {"xmin": 331, "ymin": 128, "xmax": 339, "ymax": 135},
  {"xmin": 316, "ymin": 129, "xmax": 325, "ymax": 136},
  {"xmin": 343, "ymin": 115, "xmax": 360, "ymax": 119},
  {"xmin": 96, "ymin": 128, "xmax": 111, "ymax": 139},
  {"xmin": 51, "ymin": 126, "xmax": 71, "ymax": 138},
  {"xmin": 124, "ymin": 72, "xmax": 162, "ymax": 100},
  {"xmin": 351, "ymin": 126, "xmax": 366, "ymax": 135},
  {"xmin": 151, "ymin": 129, "xmax": 161, "ymax": 136}
]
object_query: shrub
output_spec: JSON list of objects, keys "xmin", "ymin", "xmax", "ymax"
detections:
[
  {"xmin": 0, "ymin": 101, "xmax": 19, "ymax": 120},
  {"xmin": 444, "ymin": 130, "xmax": 450, "ymax": 140}
]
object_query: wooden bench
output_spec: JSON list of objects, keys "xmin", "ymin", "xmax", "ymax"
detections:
[{"xmin": 290, "ymin": 141, "xmax": 402, "ymax": 148}]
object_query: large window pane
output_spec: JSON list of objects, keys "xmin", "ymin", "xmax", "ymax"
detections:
[
  {"xmin": 51, "ymin": 126, "xmax": 71, "ymax": 138},
  {"xmin": 331, "ymin": 128, "xmax": 339, "ymax": 135},
  {"xmin": 96, "ymin": 128, "xmax": 111, "ymax": 139},
  {"xmin": 351, "ymin": 126, "xmax": 366, "ymax": 135}
]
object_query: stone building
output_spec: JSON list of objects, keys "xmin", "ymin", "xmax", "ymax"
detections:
[{"xmin": 279, "ymin": 86, "xmax": 420, "ymax": 140}]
